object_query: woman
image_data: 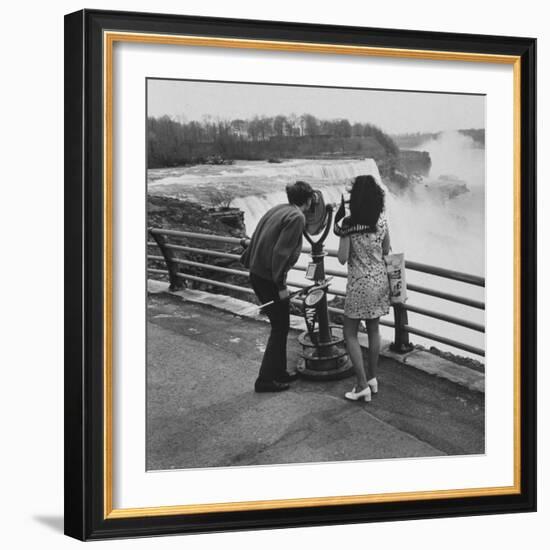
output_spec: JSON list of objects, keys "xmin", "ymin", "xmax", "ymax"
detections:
[{"xmin": 336, "ymin": 175, "xmax": 391, "ymax": 402}]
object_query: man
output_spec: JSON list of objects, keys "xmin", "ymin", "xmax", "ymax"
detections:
[{"xmin": 241, "ymin": 181, "xmax": 314, "ymax": 392}]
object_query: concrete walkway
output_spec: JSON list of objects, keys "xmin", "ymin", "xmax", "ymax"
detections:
[{"xmin": 146, "ymin": 292, "xmax": 484, "ymax": 471}]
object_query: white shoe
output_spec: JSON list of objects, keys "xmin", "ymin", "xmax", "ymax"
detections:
[
  {"xmin": 345, "ymin": 386, "xmax": 372, "ymax": 402},
  {"xmin": 367, "ymin": 377, "xmax": 378, "ymax": 394}
]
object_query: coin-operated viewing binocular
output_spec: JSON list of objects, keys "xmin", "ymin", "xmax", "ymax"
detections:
[
  {"xmin": 297, "ymin": 188, "xmax": 354, "ymax": 381},
  {"xmin": 302, "ymin": 189, "xmax": 333, "ymax": 282},
  {"xmin": 304, "ymin": 189, "xmax": 330, "ymax": 236}
]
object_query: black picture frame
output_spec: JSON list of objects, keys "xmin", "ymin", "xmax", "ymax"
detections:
[{"xmin": 64, "ymin": 8, "xmax": 536, "ymax": 541}]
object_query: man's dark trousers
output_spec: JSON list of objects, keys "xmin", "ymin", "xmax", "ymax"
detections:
[{"xmin": 249, "ymin": 273, "xmax": 290, "ymax": 382}]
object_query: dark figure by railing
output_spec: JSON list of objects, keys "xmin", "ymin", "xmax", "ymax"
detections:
[{"xmin": 240, "ymin": 181, "xmax": 316, "ymax": 393}]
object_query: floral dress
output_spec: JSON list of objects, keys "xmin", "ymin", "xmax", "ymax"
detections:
[{"xmin": 344, "ymin": 213, "xmax": 390, "ymax": 319}]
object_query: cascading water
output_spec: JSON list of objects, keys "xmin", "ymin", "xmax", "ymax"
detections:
[{"xmin": 231, "ymin": 159, "xmax": 381, "ymax": 232}]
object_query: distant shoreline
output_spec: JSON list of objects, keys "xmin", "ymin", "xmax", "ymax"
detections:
[{"xmin": 392, "ymin": 128, "xmax": 485, "ymax": 149}]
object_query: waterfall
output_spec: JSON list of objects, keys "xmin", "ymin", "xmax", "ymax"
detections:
[
  {"xmin": 149, "ymin": 158, "xmax": 381, "ymax": 188},
  {"xmin": 148, "ymin": 150, "xmax": 485, "ymax": 360},
  {"xmin": 230, "ymin": 158, "xmax": 383, "ymax": 233},
  {"xmin": 226, "ymin": 154, "xmax": 485, "ymax": 361}
]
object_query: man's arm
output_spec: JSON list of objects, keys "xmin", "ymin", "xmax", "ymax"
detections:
[{"xmin": 271, "ymin": 213, "xmax": 305, "ymax": 291}]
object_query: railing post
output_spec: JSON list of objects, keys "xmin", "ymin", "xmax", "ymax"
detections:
[
  {"xmin": 150, "ymin": 230, "xmax": 185, "ymax": 291},
  {"xmin": 390, "ymin": 303, "xmax": 414, "ymax": 353}
]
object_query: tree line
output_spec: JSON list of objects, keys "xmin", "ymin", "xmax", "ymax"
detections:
[{"xmin": 147, "ymin": 114, "xmax": 399, "ymax": 168}]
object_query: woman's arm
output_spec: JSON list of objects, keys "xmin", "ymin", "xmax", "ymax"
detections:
[
  {"xmin": 337, "ymin": 235, "xmax": 350, "ymax": 265},
  {"xmin": 382, "ymin": 228, "xmax": 391, "ymax": 256}
]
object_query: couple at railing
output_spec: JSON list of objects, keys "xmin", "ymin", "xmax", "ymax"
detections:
[{"xmin": 241, "ymin": 175, "xmax": 391, "ymax": 402}]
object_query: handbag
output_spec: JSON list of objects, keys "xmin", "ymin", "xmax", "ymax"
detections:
[{"xmin": 384, "ymin": 252, "xmax": 407, "ymax": 304}]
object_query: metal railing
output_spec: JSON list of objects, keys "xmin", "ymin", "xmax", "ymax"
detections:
[{"xmin": 148, "ymin": 228, "xmax": 485, "ymax": 358}]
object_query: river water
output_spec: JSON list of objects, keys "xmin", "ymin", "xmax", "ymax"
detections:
[{"xmin": 148, "ymin": 131, "xmax": 485, "ymax": 360}]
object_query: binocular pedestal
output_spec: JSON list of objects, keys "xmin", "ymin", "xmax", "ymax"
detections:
[{"xmin": 296, "ymin": 205, "xmax": 354, "ymax": 381}]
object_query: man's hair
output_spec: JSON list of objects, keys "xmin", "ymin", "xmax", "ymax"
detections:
[{"xmin": 286, "ymin": 180, "xmax": 314, "ymax": 207}]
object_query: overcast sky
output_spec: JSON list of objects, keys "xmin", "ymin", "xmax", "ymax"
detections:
[{"xmin": 147, "ymin": 79, "xmax": 484, "ymax": 135}]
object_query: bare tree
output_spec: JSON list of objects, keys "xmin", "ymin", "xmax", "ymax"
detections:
[{"xmin": 204, "ymin": 188, "xmax": 235, "ymax": 209}]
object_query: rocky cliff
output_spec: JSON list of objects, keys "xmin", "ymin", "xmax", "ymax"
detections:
[{"xmin": 148, "ymin": 195, "xmax": 253, "ymax": 299}]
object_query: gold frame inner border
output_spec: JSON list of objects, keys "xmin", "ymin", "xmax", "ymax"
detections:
[{"xmin": 103, "ymin": 30, "xmax": 522, "ymax": 520}]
